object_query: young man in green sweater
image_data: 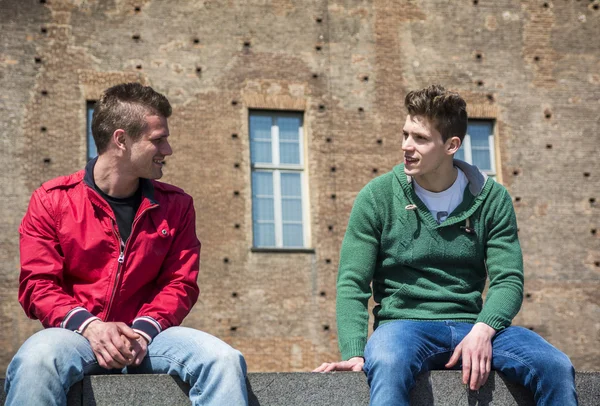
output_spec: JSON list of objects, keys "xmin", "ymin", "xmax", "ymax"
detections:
[{"xmin": 314, "ymin": 85, "xmax": 577, "ymax": 405}]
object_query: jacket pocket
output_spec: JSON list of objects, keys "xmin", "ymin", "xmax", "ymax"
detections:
[{"xmin": 152, "ymin": 220, "xmax": 172, "ymax": 257}]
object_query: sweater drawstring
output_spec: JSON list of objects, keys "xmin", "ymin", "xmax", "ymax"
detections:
[{"xmin": 460, "ymin": 217, "xmax": 476, "ymax": 234}]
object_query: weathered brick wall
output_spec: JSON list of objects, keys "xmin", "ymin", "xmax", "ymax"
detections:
[{"xmin": 0, "ymin": 0, "xmax": 598, "ymax": 374}]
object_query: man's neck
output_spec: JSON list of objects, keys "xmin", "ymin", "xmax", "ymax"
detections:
[
  {"xmin": 413, "ymin": 161, "xmax": 458, "ymax": 193},
  {"xmin": 94, "ymin": 154, "xmax": 140, "ymax": 198}
]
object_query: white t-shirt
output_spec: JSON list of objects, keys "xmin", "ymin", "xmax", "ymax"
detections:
[{"xmin": 413, "ymin": 168, "xmax": 468, "ymax": 224}]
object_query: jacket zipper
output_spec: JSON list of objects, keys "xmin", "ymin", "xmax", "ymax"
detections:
[
  {"xmin": 104, "ymin": 223, "xmax": 125, "ymax": 321},
  {"xmin": 104, "ymin": 203, "xmax": 158, "ymax": 321}
]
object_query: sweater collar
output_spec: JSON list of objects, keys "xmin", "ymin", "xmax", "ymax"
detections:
[
  {"xmin": 400, "ymin": 159, "xmax": 488, "ymax": 196},
  {"xmin": 393, "ymin": 159, "xmax": 493, "ymax": 228}
]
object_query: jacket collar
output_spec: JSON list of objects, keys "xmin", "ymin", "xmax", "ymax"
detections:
[{"xmin": 84, "ymin": 156, "xmax": 157, "ymax": 204}]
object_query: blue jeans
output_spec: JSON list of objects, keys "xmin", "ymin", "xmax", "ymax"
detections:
[
  {"xmin": 363, "ymin": 321, "xmax": 577, "ymax": 406},
  {"xmin": 4, "ymin": 327, "xmax": 248, "ymax": 406}
]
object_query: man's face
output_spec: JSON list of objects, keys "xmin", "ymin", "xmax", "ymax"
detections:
[
  {"xmin": 402, "ymin": 114, "xmax": 453, "ymax": 179},
  {"xmin": 127, "ymin": 115, "xmax": 172, "ymax": 180}
]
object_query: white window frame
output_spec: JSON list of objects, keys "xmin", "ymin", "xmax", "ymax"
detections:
[
  {"xmin": 250, "ymin": 111, "xmax": 309, "ymax": 249},
  {"xmin": 459, "ymin": 120, "xmax": 496, "ymax": 178}
]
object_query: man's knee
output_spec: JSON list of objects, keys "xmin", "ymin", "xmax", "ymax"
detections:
[
  {"xmin": 10, "ymin": 329, "xmax": 87, "ymax": 372},
  {"xmin": 214, "ymin": 345, "xmax": 247, "ymax": 373},
  {"xmin": 364, "ymin": 345, "xmax": 413, "ymax": 373},
  {"xmin": 196, "ymin": 334, "xmax": 247, "ymax": 374},
  {"xmin": 162, "ymin": 327, "xmax": 247, "ymax": 373},
  {"xmin": 14, "ymin": 329, "xmax": 67, "ymax": 361},
  {"xmin": 542, "ymin": 350, "xmax": 575, "ymax": 378},
  {"xmin": 496, "ymin": 327, "xmax": 576, "ymax": 381}
]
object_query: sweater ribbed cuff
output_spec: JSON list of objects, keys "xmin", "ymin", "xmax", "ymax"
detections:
[
  {"xmin": 340, "ymin": 338, "xmax": 367, "ymax": 361},
  {"xmin": 131, "ymin": 316, "xmax": 162, "ymax": 344},
  {"xmin": 61, "ymin": 307, "xmax": 99, "ymax": 333},
  {"xmin": 475, "ymin": 313, "xmax": 509, "ymax": 331}
]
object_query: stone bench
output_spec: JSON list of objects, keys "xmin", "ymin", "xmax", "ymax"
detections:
[{"xmin": 1, "ymin": 371, "xmax": 598, "ymax": 405}]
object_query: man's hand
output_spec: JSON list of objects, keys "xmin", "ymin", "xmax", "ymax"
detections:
[
  {"xmin": 125, "ymin": 335, "xmax": 149, "ymax": 367},
  {"xmin": 313, "ymin": 357, "xmax": 365, "ymax": 372},
  {"xmin": 445, "ymin": 322, "xmax": 496, "ymax": 390},
  {"xmin": 82, "ymin": 320, "xmax": 140, "ymax": 369}
]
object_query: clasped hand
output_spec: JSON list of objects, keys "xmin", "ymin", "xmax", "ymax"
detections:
[{"xmin": 82, "ymin": 320, "xmax": 148, "ymax": 369}]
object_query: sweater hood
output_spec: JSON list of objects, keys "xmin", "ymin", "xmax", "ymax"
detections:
[
  {"xmin": 391, "ymin": 159, "xmax": 494, "ymax": 227},
  {"xmin": 394, "ymin": 159, "xmax": 488, "ymax": 196}
]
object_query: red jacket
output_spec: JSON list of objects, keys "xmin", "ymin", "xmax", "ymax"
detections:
[{"xmin": 18, "ymin": 160, "xmax": 200, "ymax": 341}]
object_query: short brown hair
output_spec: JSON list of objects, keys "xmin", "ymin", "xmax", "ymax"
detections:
[
  {"xmin": 404, "ymin": 84, "xmax": 468, "ymax": 142},
  {"xmin": 91, "ymin": 83, "xmax": 172, "ymax": 154}
]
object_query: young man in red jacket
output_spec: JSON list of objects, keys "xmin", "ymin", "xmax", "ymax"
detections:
[{"xmin": 5, "ymin": 83, "xmax": 248, "ymax": 405}]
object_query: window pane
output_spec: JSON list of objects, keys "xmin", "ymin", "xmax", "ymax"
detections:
[
  {"xmin": 467, "ymin": 121, "xmax": 493, "ymax": 171},
  {"xmin": 252, "ymin": 171, "xmax": 275, "ymax": 247},
  {"xmin": 253, "ymin": 198, "xmax": 274, "ymax": 221},
  {"xmin": 468, "ymin": 122, "xmax": 493, "ymax": 146},
  {"xmin": 278, "ymin": 117, "xmax": 301, "ymax": 141},
  {"xmin": 251, "ymin": 141, "xmax": 273, "ymax": 164},
  {"xmin": 282, "ymin": 224, "xmax": 303, "ymax": 247},
  {"xmin": 280, "ymin": 173, "xmax": 301, "ymax": 197},
  {"xmin": 278, "ymin": 117, "xmax": 301, "ymax": 164},
  {"xmin": 472, "ymin": 149, "xmax": 491, "ymax": 170},
  {"xmin": 252, "ymin": 171, "xmax": 273, "ymax": 195},
  {"xmin": 255, "ymin": 223, "xmax": 276, "ymax": 247},
  {"xmin": 250, "ymin": 115, "xmax": 272, "ymax": 164},
  {"xmin": 280, "ymin": 172, "xmax": 303, "ymax": 243},
  {"xmin": 87, "ymin": 102, "xmax": 97, "ymax": 160},
  {"xmin": 282, "ymin": 198, "xmax": 302, "ymax": 222},
  {"xmin": 280, "ymin": 142, "xmax": 300, "ymax": 165}
]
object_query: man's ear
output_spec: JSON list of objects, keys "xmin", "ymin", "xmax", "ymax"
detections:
[
  {"xmin": 112, "ymin": 129, "xmax": 127, "ymax": 151},
  {"xmin": 446, "ymin": 136, "xmax": 461, "ymax": 155}
]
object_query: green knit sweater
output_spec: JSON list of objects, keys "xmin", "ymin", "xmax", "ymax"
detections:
[{"xmin": 336, "ymin": 161, "xmax": 524, "ymax": 360}]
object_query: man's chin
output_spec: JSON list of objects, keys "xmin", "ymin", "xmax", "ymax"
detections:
[
  {"xmin": 148, "ymin": 169, "xmax": 164, "ymax": 180},
  {"xmin": 403, "ymin": 167, "xmax": 418, "ymax": 177}
]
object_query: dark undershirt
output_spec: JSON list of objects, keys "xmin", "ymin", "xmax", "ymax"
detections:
[{"xmin": 94, "ymin": 183, "xmax": 142, "ymax": 243}]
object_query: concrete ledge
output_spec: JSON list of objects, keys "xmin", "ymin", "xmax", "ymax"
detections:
[{"xmin": 1, "ymin": 371, "xmax": 598, "ymax": 405}]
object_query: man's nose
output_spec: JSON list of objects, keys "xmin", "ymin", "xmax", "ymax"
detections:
[
  {"xmin": 162, "ymin": 140, "xmax": 173, "ymax": 156},
  {"xmin": 402, "ymin": 137, "xmax": 414, "ymax": 151}
]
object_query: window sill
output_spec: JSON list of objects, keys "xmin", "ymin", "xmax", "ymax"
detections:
[{"xmin": 251, "ymin": 247, "xmax": 315, "ymax": 254}]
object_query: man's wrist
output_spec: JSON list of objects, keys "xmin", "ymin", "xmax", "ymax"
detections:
[
  {"xmin": 62, "ymin": 307, "xmax": 98, "ymax": 332},
  {"xmin": 132, "ymin": 328, "xmax": 152, "ymax": 344},
  {"xmin": 131, "ymin": 316, "xmax": 161, "ymax": 343},
  {"xmin": 77, "ymin": 317, "xmax": 101, "ymax": 336},
  {"xmin": 474, "ymin": 322, "xmax": 497, "ymax": 339}
]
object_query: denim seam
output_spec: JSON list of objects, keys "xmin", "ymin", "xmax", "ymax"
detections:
[
  {"xmin": 450, "ymin": 325, "xmax": 458, "ymax": 350},
  {"xmin": 494, "ymin": 350, "xmax": 543, "ymax": 406},
  {"xmin": 82, "ymin": 359, "xmax": 99, "ymax": 370},
  {"xmin": 145, "ymin": 354, "xmax": 200, "ymax": 385},
  {"xmin": 415, "ymin": 349, "xmax": 453, "ymax": 377}
]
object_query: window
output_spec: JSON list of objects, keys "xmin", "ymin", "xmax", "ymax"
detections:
[
  {"xmin": 455, "ymin": 120, "xmax": 496, "ymax": 177},
  {"xmin": 87, "ymin": 101, "xmax": 97, "ymax": 160},
  {"xmin": 250, "ymin": 111, "xmax": 309, "ymax": 248}
]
